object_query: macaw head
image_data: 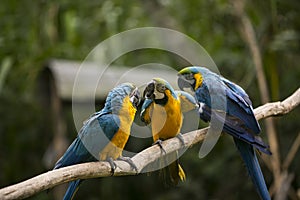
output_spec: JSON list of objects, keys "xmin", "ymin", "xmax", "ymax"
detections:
[
  {"xmin": 143, "ymin": 78, "xmax": 177, "ymax": 105},
  {"xmin": 177, "ymin": 66, "xmax": 211, "ymax": 91},
  {"xmin": 123, "ymin": 83, "xmax": 141, "ymax": 109},
  {"xmin": 105, "ymin": 83, "xmax": 141, "ymax": 113}
]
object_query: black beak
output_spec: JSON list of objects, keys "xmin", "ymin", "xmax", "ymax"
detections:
[
  {"xmin": 130, "ymin": 88, "xmax": 140, "ymax": 108},
  {"xmin": 143, "ymin": 81, "xmax": 155, "ymax": 99},
  {"xmin": 177, "ymin": 75, "xmax": 193, "ymax": 91}
]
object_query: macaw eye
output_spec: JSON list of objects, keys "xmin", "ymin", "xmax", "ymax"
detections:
[
  {"xmin": 156, "ymin": 83, "xmax": 166, "ymax": 93},
  {"xmin": 184, "ymin": 73, "xmax": 194, "ymax": 80}
]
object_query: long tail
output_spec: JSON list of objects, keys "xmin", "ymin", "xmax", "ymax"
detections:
[
  {"xmin": 63, "ymin": 180, "xmax": 82, "ymax": 200},
  {"xmin": 234, "ymin": 138, "xmax": 270, "ymax": 200},
  {"xmin": 160, "ymin": 151, "xmax": 186, "ymax": 186}
]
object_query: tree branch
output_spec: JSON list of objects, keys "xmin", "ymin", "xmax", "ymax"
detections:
[
  {"xmin": 254, "ymin": 88, "xmax": 300, "ymax": 120},
  {"xmin": 0, "ymin": 88, "xmax": 299, "ymax": 200},
  {"xmin": 283, "ymin": 132, "xmax": 300, "ymax": 170}
]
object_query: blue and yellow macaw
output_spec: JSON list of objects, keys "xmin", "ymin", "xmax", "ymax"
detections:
[
  {"xmin": 140, "ymin": 78, "xmax": 197, "ymax": 186},
  {"xmin": 178, "ymin": 66, "xmax": 271, "ymax": 200},
  {"xmin": 53, "ymin": 83, "xmax": 140, "ymax": 200}
]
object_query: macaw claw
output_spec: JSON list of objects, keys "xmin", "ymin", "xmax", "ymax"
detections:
[
  {"xmin": 107, "ymin": 157, "xmax": 117, "ymax": 176},
  {"xmin": 153, "ymin": 139, "xmax": 167, "ymax": 155},
  {"xmin": 118, "ymin": 156, "xmax": 138, "ymax": 173},
  {"xmin": 176, "ymin": 133, "xmax": 185, "ymax": 146}
]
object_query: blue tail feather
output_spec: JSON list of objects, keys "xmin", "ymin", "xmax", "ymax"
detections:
[
  {"xmin": 63, "ymin": 180, "xmax": 82, "ymax": 200},
  {"xmin": 234, "ymin": 138, "xmax": 270, "ymax": 200}
]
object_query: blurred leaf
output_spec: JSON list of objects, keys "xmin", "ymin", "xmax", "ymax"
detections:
[
  {"xmin": 0, "ymin": 57, "xmax": 12, "ymax": 94},
  {"xmin": 270, "ymin": 29, "xmax": 300, "ymax": 52}
]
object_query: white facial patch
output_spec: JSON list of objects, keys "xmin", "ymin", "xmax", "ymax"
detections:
[
  {"xmin": 186, "ymin": 79, "xmax": 195, "ymax": 85},
  {"xmin": 130, "ymin": 96, "xmax": 135, "ymax": 103},
  {"xmin": 198, "ymin": 102, "xmax": 205, "ymax": 113},
  {"xmin": 153, "ymin": 90, "xmax": 165, "ymax": 99}
]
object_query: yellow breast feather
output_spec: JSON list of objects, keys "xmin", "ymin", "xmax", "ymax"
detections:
[
  {"xmin": 99, "ymin": 96, "xmax": 136, "ymax": 160},
  {"xmin": 152, "ymin": 90, "xmax": 183, "ymax": 140}
]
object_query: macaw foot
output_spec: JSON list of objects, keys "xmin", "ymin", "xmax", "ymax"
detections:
[
  {"xmin": 107, "ymin": 157, "xmax": 117, "ymax": 176},
  {"xmin": 176, "ymin": 133, "xmax": 185, "ymax": 146},
  {"xmin": 153, "ymin": 139, "xmax": 167, "ymax": 155},
  {"xmin": 118, "ymin": 156, "xmax": 138, "ymax": 173}
]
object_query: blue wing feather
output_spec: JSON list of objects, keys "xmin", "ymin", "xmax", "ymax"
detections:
[
  {"xmin": 54, "ymin": 112, "xmax": 121, "ymax": 200},
  {"xmin": 195, "ymin": 77, "xmax": 270, "ymax": 154},
  {"xmin": 221, "ymin": 76, "xmax": 252, "ymax": 106},
  {"xmin": 188, "ymin": 67, "xmax": 270, "ymax": 199},
  {"xmin": 53, "ymin": 82, "xmax": 136, "ymax": 200},
  {"xmin": 225, "ymin": 89, "xmax": 261, "ymax": 134},
  {"xmin": 63, "ymin": 180, "xmax": 82, "ymax": 200},
  {"xmin": 54, "ymin": 111, "xmax": 120, "ymax": 169},
  {"xmin": 221, "ymin": 77, "xmax": 260, "ymax": 134},
  {"xmin": 53, "ymin": 138, "xmax": 93, "ymax": 169},
  {"xmin": 199, "ymin": 103, "xmax": 270, "ymax": 154}
]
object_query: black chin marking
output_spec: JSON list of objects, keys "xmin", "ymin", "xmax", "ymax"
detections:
[{"xmin": 154, "ymin": 94, "xmax": 168, "ymax": 106}]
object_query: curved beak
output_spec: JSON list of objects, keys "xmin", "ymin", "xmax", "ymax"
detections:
[
  {"xmin": 130, "ymin": 88, "xmax": 140, "ymax": 108},
  {"xmin": 177, "ymin": 75, "xmax": 194, "ymax": 91},
  {"xmin": 143, "ymin": 81, "xmax": 155, "ymax": 99}
]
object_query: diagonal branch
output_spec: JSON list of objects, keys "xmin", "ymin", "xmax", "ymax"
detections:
[
  {"xmin": 283, "ymin": 132, "xmax": 300, "ymax": 170},
  {"xmin": 0, "ymin": 88, "xmax": 299, "ymax": 200},
  {"xmin": 254, "ymin": 88, "xmax": 300, "ymax": 120}
]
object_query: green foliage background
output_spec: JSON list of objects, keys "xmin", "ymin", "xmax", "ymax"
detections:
[{"xmin": 0, "ymin": 0, "xmax": 299, "ymax": 199}]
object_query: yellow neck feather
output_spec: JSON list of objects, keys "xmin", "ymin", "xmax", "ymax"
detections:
[{"xmin": 194, "ymin": 73, "xmax": 203, "ymax": 90}]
